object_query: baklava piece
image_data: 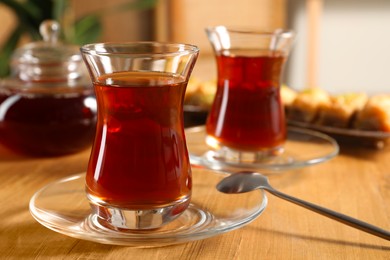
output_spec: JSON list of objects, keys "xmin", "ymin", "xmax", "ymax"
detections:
[
  {"xmin": 288, "ymin": 88, "xmax": 331, "ymax": 123},
  {"xmin": 280, "ymin": 85, "xmax": 297, "ymax": 116},
  {"xmin": 184, "ymin": 77, "xmax": 202, "ymax": 106},
  {"xmin": 184, "ymin": 78, "xmax": 216, "ymax": 108},
  {"xmin": 316, "ymin": 93, "xmax": 368, "ymax": 128},
  {"xmin": 354, "ymin": 95, "xmax": 390, "ymax": 132},
  {"xmin": 197, "ymin": 79, "xmax": 217, "ymax": 108}
]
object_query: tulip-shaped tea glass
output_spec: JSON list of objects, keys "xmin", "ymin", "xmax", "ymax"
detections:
[
  {"xmin": 205, "ymin": 26, "xmax": 294, "ymax": 163},
  {"xmin": 81, "ymin": 42, "xmax": 199, "ymax": 230}
]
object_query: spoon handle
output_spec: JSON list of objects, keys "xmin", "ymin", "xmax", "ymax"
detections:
[{"xmin": 265, "ymin": 187, "xmax": 390, "ymax": 241}]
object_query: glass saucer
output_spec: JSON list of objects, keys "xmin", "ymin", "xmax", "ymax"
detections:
[
  {"xmin": 29, "ymin": 168, "xmax": 267, "ymax": 247},
  {"xmin": 185, "ymin": 126, "xmax": 339, "ymax": 172}
]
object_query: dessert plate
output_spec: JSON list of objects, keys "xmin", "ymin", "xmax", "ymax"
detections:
[
  {"xmin": 29, "ymin": 168, "xmax": 267, "ymax": 247},
  {"xmin": 288, "ymin": 120, "xmax": 390, "ymax": 149},
  {"xmin": 185, "ymin": 126, "xmax": 339, "ymax": 172}
]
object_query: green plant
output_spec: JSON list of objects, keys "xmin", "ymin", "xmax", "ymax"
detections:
[{"xmin": 0, "ymin": 0, "xmax": 157, "ymax": 77}]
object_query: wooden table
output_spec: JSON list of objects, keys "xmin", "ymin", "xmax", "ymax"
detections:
[{"xmin": 1, "ymin": 137, "xmax": 389, "ymax": 259}]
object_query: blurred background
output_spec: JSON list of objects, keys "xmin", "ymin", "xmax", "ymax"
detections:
[
  {"xmin": 1, "ymin": 0, "xmax": 390, "ymax": 93},
  {"xmin": 287, "ymin": 0, "xmax": 390, "ymax": 94}
]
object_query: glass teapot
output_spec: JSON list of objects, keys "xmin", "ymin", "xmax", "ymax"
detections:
[{"xmin": 0, "ymin": 20, "xmax": 97, "ymax": 156}]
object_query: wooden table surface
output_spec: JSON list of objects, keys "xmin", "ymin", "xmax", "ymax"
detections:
[{"xmin": 1, "ymin": 135, "xmax": 389, "ymax": 259}]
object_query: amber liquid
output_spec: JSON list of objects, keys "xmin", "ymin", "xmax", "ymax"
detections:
[
  {"xmin": 86, "ymin": 71, "xmax": 192, "ymax": 209},
  {"xmin": 206, "ymin": 49, "xmax": 287, "ymax": 151},
  {"xmin": 0, "ymin": 89, "xmax": 96, "ymax": 156}
]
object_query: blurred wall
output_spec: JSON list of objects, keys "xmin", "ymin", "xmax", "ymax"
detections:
[
  {"xmin": 167, "ymin": 0, "xmax": 286, "ymax": 55},
  {"xmin": 156, "ymin": 0, "xmax": 286, "ymax": 80},
  {"xmin": 0, "ymin": 0, "xmax": 153, "ymax": 48},
  {"xmin": 287, "ymin": 0, "xmax": 390, "ymax": 93},
  {"xmin": 0, "ymin": 5, "xmax": 17, "ymax": 46},
  {"xmin": 1, "ymin": 0, "xmax": 285, "ymax": 81},
  {"xmin": 71, "ymin": 0, "xmax": 153, "ymax": 42}
]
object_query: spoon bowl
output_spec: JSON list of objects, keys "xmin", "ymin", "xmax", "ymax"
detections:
[
  {"xmin": 216, "ymin": 171, "xmax": 270, "ymax": 193},
  {"xmin": 217, "ymin": 171, "xmax": 390, "ymax": 241}
]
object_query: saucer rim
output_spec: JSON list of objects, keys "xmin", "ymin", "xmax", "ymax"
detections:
[
  {"xmin": 185, "ymin": 125, "xmax": 339, "ymax": 172},
  {"xmin": 29, "ymin": 170, "xmax": 268, "ymax": 246}
]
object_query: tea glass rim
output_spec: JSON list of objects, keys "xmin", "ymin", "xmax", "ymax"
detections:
[
  {"xmin": 80, "ymin": 41, "xmax": 200, "ymax": 58},
  {"xmin": 205, "ymin": 25, "xmax": 295, "ymax": 38}
]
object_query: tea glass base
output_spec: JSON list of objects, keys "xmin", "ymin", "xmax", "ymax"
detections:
[
  {"xmin": 87, "ymin": 195, "xmax": 190, "ymax": 230},
  {"xmin": 186, "ymin": 126, "xmax": 339, "ymax": 172},
  {"xmin": 205, "ymin": 135, "xmax": 284, "ymax": 164}
]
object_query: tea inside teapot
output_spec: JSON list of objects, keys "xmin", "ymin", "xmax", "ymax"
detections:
[{"xmin": 0, "ymin": 20, "xmax": 97, "ymax": 156}]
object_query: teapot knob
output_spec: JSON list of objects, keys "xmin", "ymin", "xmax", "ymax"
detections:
[{"xmin": 39, "ymin": 20, "xmax": 60, "ymax": 44}]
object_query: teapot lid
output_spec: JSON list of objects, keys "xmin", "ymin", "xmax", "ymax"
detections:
[{"xmin": 11, "ymin": 20, "xmax": 85, "ymax": 82}]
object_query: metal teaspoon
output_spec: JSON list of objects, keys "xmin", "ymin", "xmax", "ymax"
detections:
[{"xmin": 216, "ymin": 171, "xmax": 390, "ymax": 241}]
